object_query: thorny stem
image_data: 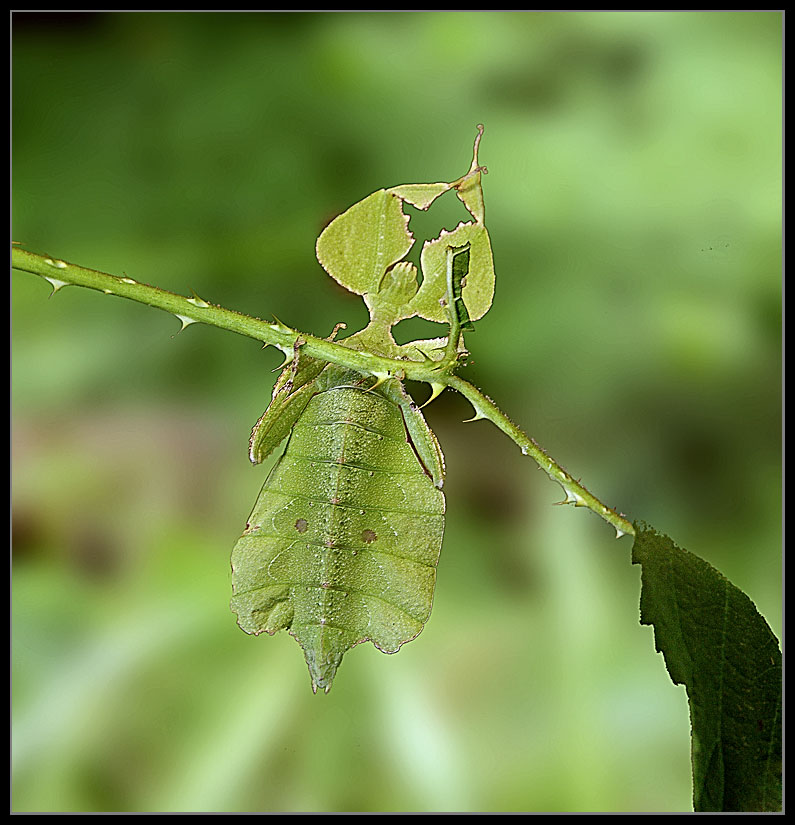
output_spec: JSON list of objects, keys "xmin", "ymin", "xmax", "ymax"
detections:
[
  {"xmin": 11, "ymin": 247, "xmax": 439, "ymax": 382},
  {"xmin": 446, "ymin": 375, "xmax": 634, "ymax": 538},
  {"xmin": 12, "ymin": 245, "xmax": 634, "ymax": 538}
]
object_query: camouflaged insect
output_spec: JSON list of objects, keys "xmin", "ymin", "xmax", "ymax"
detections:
[{"xmin": 231, "ymin": 127, "xmax": 494, "ymax": 691}]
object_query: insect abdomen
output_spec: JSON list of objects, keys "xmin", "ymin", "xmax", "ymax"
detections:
[{"xmin": 231, "ymin": 385, "xmax": 445, "ymax": 692}]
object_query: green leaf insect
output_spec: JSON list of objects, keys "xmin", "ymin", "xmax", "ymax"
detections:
[{"xmin": 231, "ymin": 127, "xmax": 492, "ymax": 692}]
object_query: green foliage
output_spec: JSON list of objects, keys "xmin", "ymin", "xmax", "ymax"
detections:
[{"xmin": 632, "ymin": 523, "xmax": 782, "ymax": 812}]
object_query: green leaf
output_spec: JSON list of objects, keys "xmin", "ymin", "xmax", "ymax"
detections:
[
  {"xmin": 231, "ymin": 369, "xmax": 445, "ymax": 693},
  {"xmin": 631, "ymin": 522, "xmax": 782, "ymax": 812}
]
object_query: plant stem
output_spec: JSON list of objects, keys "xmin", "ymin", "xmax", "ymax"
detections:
[
  {"xmin": 11, "ymin": 246, "xmax": 442, "ymax": 382},
  {"xmin": 12, "ymin": 245, "xmax": 634, "ymax": 538},
  {"xmin": 445, "ymin": 375, "xmax": 635, "ymax": 538}
]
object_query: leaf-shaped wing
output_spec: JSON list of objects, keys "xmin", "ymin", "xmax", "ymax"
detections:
[{"xmin": 231, "ymin": 381, "xmax": 445, "ymax": 693}]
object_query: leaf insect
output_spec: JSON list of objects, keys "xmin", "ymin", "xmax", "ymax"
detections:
[
  {"xmin": 231, "ymin": 361, "xmax": 445, "ymax": 693},
  {"xmin": 231, "ymin": 127, "xmax": 493, "ymax": 692}
]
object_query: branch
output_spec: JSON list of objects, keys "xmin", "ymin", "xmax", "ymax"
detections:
[
  {"xmin": 447, "ymin": 375, "xmax": 635, "ymax": 538},
  {"xmin": 12, "ymin": 244, "xmax": 634, "ymax": 537},
  {"xmin": 11, "ymin": 246, "xmax": 444, "ymax": 383}
]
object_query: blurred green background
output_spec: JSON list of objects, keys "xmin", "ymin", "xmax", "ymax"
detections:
[{"xmin": 12, "ymin": 11, "xmax": 781, "ymax": 813}]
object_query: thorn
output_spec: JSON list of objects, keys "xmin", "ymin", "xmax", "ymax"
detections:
[
  {"xmin": 187, "ymin": 290, "xmax": 210, "ymax": 308},
  {"xmin": 270, "ymin": 314, "xmax": 293, "ymax": 335},
  {"xmin": 43, "ymin": 276, "xmax": 69, "ymax": 296},
  {"xmin": 615, "ymin": 528, "xmax": 627, "ymax": 539},
  {"xmin": 564, "ymin": 485, "xmax": 586, "ymax": 506},
  {"xmin": 419, "ymin": 382, "xmax": 446, "ymax": 409},
  {"xmin": 367, "ymin": 372, "xmax": 390, "ymax": 392},
  {"xmin": 554, "ymin": 487, "xmax": 583, "ymax": 507},
  {"xmin": 271, "ymin": 349, "xmax": 293, "ymax": 371},
  {"xmin": 174, "ymin": 314, "xmax": 198, "ymax": 332},
  {"xmin": 462, "ymin": 406, "xmax": 487, "ymax": 423}
]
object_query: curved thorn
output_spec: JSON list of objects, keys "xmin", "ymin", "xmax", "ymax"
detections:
[
  {"xmin": 43, "ymin": 276, "xmax": 69, "ymax": 296},
  {"xmin": 419, "ymin": 382, "xmax": 446, "ymax": 409},
  {"xmin": 271, "ymin": 349, "xmax": 293, "ymax": 371},
  {"xmin": 187, "ymin": 290, "xmax": 210, "ymax": 308},
  {"xmin": 462, "ymin": 406, "xmax": 488, "ymax": 423},
  {"xmin": 174, "ymin": 314, "xmax": 198, "ymax": 332},
  {"xmin": 367, "ymin": 372, "xmax": 390, "ymax": 392}
]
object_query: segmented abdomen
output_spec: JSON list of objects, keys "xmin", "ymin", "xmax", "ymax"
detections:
[{"xmin": 231, "ymin": 385, "xmax": 445, "ymax": 692}]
